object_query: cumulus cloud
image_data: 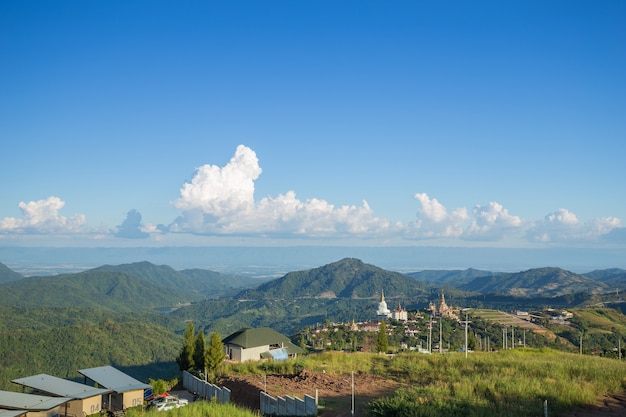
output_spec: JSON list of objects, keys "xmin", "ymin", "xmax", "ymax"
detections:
[
  {"xmin": 170, "ymin": 145, "xmax": 398, "ymax": 237},
  {"xmin": 0, "ymin": 196, "xmax": 86, "ymax": 234},
  {"xmin": 526, "ymin": 208, "xmax": 622, "ymax": 243},
  {"xmin": 465, "ymin": 201, "xmax": 523, "ymax": 240},
  {"xmin": 165, "ymin": 145, "xmax": 623, "ymax": 245},
  {"xmin": 407, "ymin": 193, "xmax": 469, "ymax": 238},
  {"xmin": 113, "ymin": 209, "xmax": 150, "ymax": 239}
]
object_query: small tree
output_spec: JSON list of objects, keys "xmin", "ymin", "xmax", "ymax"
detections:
[
  {"xmin": 193, "ymin": 329, "xmax": 207, "ymax": 376},
  {"xmin": 376, "ymin": 320, "xmax": 389, "ymax": 354},
  {"xmin": 176, "ymin": 321, "xmax": 195, "ymax": 371},
  {"xmin": 206, "ymin": 332, "xmax": 226, "ymax": 380}
]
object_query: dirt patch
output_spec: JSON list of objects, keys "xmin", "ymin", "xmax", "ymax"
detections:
[
  {"xmin": 558, "ymin": 393, "xmax": 626, "ymax": 417},
  {"xmin": 219, "ymin": 369, "xmax": 401, "ymax": 417}
]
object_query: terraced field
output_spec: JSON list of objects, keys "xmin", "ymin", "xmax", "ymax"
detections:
[{"xmin": 472, "ymin": 309, "xmax": 557, "ymax": 341}]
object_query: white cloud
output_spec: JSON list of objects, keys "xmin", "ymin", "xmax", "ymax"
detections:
[
  {"xmin": 170, "ymin": 145, "xmax": 398, "ymax": 237},
  {"xmin": 527, "ymin": 208, "xmax": 622, "ymax": 243},
  {"xmin": 0, "ymin": 196, "xmax": 86, "ymax": 234},
  {"xmin": 407, "ymin": 193, "xmax": 468, "ymax": 238},
  {"xmin": 174, "ymin": 144, "xmax": 261, "ymax": 216},
  {"xmin": 166, "ymin": 145, "xmax": 623, "ymax": 245},
  {"xmin": 465, "ymin": 201, "xmax": 523, "ymax": 240}
]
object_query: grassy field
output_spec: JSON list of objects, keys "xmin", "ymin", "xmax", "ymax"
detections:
[
  {"xmin": 136, "ymin": 349, "xmax": 626, "ymax": 417},
  {"xmin": 225, "ymin": 349, "xmax": 626, "ymax": 417},
  {"xmin": 125, "ymin": 402, "xmax": 259, "ymax": 417}
]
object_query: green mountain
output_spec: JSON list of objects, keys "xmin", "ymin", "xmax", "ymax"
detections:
[
  {"xmin": 91, "ymin": 261, "xmax": 260, "ymax": 298},
  {"xmin": 0, "ymin": 317, "xmax": 181, "ymax": 390},
  {"xmin": 0, "ymin": 270, "xmax": 192, "ymax": 311},
  {"xmin": 237, "ymin": 257, "xmax": 430, "ymax": 300},
  {"xmin": 460, "ymin": 267, "xmax": 608, "ymax": 297},
  {"xmin": 583, "ymin": 268, "xmax": 626, "ymax": 282},
  {"xmin": 0, "ymin": 262, "xmax": 22, "ymax": 284},
  {"xmin": 407, "ymin": 268, "xmax": 494, "ymax": 286}
]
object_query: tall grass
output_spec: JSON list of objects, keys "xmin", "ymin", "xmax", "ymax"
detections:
[
  {"xmin": 216, "ymin": 349, "xmax": 626, "ymax": 416},
  {"xmin": 125, "ymin": 402, "xmax": 259, "ymax": 417},
  {"xmin": 368, "ymin": 348, "xmax": 626, "ymax": 417}
]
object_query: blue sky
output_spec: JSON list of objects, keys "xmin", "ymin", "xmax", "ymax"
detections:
[{"xmin": 1, "ymin": 1, "xmax": 625, "ymax": 249}]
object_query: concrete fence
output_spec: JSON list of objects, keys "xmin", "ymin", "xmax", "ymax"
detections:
[
  {"xmin": 260, "ymin": 391, "xmax": 317, "ymax": 416},
  {"xmin": 182, "ymin": 371, "xmax": 231, "ymax": 404}
]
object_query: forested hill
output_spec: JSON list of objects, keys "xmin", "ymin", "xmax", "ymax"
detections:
[
  {"xmin": 237, "ymin": 257, "xmax": 431, "ymax": 300},
  {"xmin": 0, "ymin": 262, "xmax": 22, "ymax": 284},
  {"xmin": 90, "ymin": 261, "xmax": 262, "ymax": 298},
  {"xmin": 0, "ymin": 270, "xmax": 193, "ymax": 311},
  {"xmin": 407, "ymin": 268, "xmax": 495, "ymax": 286},
  {"xmin": 460, "ymin": 267, "xmax": 608, "ymax": 297}
]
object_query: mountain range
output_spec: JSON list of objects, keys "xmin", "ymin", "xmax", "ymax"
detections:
[
  {"xmin": 1, "ymin": 259, "xmax": 624, "ymax": 311},
  {"xmin": 1, "ymin": 257, "xmax": 626, "ymax": 391}
]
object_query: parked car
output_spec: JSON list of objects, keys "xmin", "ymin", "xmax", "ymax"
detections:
[{"xmin": 151, "ymin": 395, "xmax": 188, "ymax": 411}]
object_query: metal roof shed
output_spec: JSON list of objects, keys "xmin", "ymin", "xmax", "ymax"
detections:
[
  {"xmin": 0, "ymin": 409, "xmax": 27, "ymax": 417},
  {"xmin": 77, "ymin": 366, "xmax": 150, "ymax": 393},
  {"xmin": 77, "ymin": 366, "xmax": 149, "ymax": 411},
  {"xmin": 0, "ymin": 390, "xmax": 70, "ymax": 412},
  {"xmin": 12, "ymin": 374, "xmax": 112, "ymax": 400},
  {"xmin": 12, "ymin": 374, "xmax": 112, "ymax": 417}
]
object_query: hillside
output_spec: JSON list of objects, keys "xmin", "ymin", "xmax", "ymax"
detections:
[
  {"xmin": 0, "ymin": 262, "xmax": 22, "ymax": 284},
  {"xmin": 91, "ymin": 261, "xmax": 260, "ymax": 298},
  {"xmin": 0, "ymin": 318, "xmax": 180, "ymax": 390},
  {"xmin": 0, "ymin": 270, "xmax": 193, "ymax": 311},
  {"xmin": 407, "ymin": 268, "xmax": 494, "ymax": 286},
  {"xmin": 237, "ymin": 258, "xmax": 430, "ymax": 300},
  {"xmin": 583, "ymin": 268, "xmax": 626, "ymax": 281},
  {"xmin": 460, "ymin": 267, "xmax": 608, "ymax": 297}
]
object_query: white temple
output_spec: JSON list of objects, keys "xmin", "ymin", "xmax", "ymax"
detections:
[{"xmin": 377, "ymin": 289, "xmax": 392, "ymax": 318}]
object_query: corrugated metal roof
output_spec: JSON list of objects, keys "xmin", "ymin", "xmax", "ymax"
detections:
[
  {"xmin": 12, "ymin": 374, "xmax": 112, "ymax": 400},
  {"xmin": 0, "ymin": 391, "xmax": 70, "ymax": 411},
  {"xmin": 0, "ymin": 409, "xmax": 27, "ymax": 417},
  {"xmin": 78, "ymin": 366, "xmax": 150, "ymax": 393}
]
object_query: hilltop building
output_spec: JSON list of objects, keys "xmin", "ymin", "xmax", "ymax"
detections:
[
  {"xmin": 376, "ymin": 290, "xmax": 392, "ymax": 318},
  {"xmin": 392, "ymin": 304, "xmax": 408, "ymax": 321},
  {"xmin": 428, "ymin": 290, "xmax": 459, "ymax": 319},
  {"xmin": 222, "ymin": 327, "xmax": 303, "ymax": 362}
]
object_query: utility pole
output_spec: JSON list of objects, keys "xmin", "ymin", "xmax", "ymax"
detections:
[
  {"xmin": 463, "ymin": 311, "xmax": 471, "ymax": 358},
  {"xmin": 429, "ymin": 315, "xmax": 433, "ymax": 353},
  {"xmin": 523, "ymin": 329, "xmax": 526, "ymax": 348},
  {"xmin": 504, "ymin": 327, "xmax": 508, "ymax": 350},
  {"xmin": 512, "ymin": 327, "xmax": 515, "ymax": 349},
  {"xmin": 580, "ymin": 331, "xmax": 583, "ymax": 355},
  {"xmin": 351, "ymin": 370, "xmax": 354, "ymax": 416},
  {"xmin": 439, "ymin": 317, "xmax": 443, "ymax": 354}
]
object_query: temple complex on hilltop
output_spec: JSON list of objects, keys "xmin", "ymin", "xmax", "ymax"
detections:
[
  {"xmin": 428, "ymin": 290, "xmax": 459, "ymax": 319},
  {"xmin": 376, "ymin": 289, "xmax": 392, "ymax": 318}
]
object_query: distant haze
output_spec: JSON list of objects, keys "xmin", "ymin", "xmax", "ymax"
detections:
[{"xmin": 1, "ymin": 246, "xmax": 624, "ymax": 277}]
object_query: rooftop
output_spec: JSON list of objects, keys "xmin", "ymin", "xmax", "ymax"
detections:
[
  {"xmin": 78, "ymin": 366, "xmax": 150, "ymax": 393},
  {"xmin": 12, "ymin": 374, "xmax": 112, "ymax": 400}
]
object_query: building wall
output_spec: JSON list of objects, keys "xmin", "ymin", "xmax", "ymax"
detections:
[
  {"xmin": 70, "ymin": 395, "xmax": 102, "ymax": 416},
  {"xmin": 240, "ymin": 345, "xmax": 271, "ymax": 362},
  {"xmin": 122, "ymin": 390, "xmax": 144, "ymax": 410},
  {"xmin": 225, "ymin": 344, "xmax": 271, "ymax": 362},
  {"xmin": 26, "ymin": 407, "xmax": 61, "ymax": 417}
]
